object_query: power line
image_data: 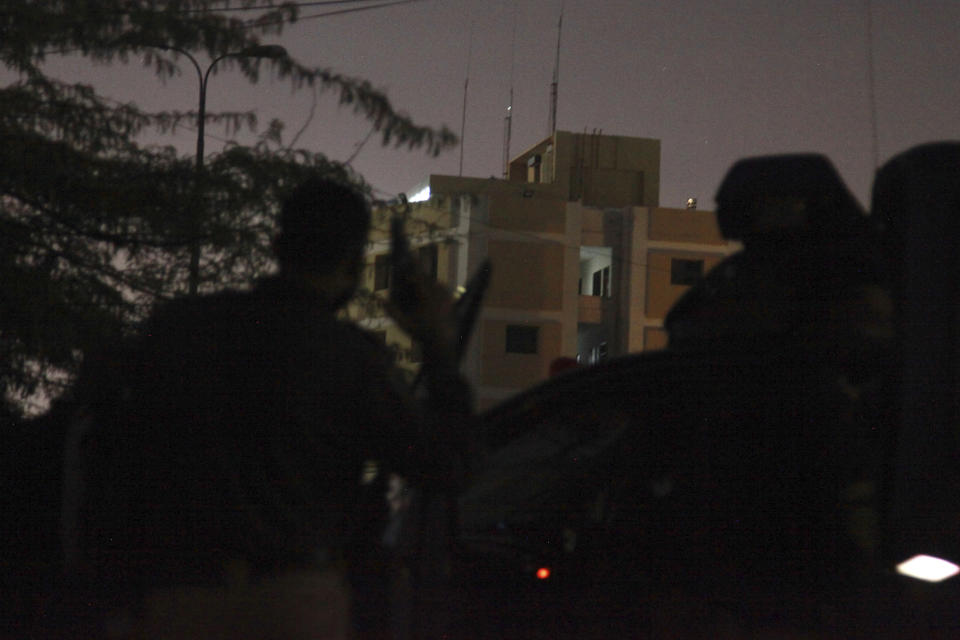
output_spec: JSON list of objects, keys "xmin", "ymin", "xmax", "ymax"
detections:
[
  {"xmin": 287, "ymin": 84, "xmax": 318, "ymax": 149},
  {"xmin": 37, "ymin": 0, "xmax": 425, "ymax": 52},
  {"xmin": 345, "ymin": 125, "xmax": 378, "ymax": 165},
  {"xmin": 180, "ymin": 0, "xmax": 398, "ymax": 13},
  {"xmin": 52, "ymin": 0, "xmax": 406, "ymax": 16},
  {"xmin": 244, "ymin": 0, "xmax": 423, "ymax": 28}
]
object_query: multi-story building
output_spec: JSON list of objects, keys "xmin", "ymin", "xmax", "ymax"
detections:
[{"xmin": 351, "ymin": 130, "xmax": 739, "ymax": 409}]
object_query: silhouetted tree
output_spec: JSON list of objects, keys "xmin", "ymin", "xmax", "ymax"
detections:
[{"xmin": 0, "ymin": 1, "xmax": 457, "ymax": 414}]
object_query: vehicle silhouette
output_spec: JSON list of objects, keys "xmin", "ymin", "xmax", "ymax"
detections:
[{"xmin": 447, "ymin": 146, "xmax": 960, "ymax": 639}]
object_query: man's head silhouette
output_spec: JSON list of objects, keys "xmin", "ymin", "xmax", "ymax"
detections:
[{"xmin": 273, "ymin": 176, "xmax": 371, "ymax": 307}]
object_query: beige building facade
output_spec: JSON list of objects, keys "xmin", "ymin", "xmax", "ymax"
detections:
[{"xmin": 353, "ymin": 131, "xmax": 739, "ymax": 409}]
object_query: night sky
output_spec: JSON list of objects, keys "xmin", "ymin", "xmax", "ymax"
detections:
[{"xmin": 39, "ymin": 0, "xmax": 960, "ymax": 210}]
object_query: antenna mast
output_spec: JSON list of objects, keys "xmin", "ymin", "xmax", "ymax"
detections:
[
  {"xmin": 459, "ymin": 22, "xmax": 474, "ymax": 176},
  {"xmin": 503, "ymin": 87, "xmax": 514, "ymax": 178},
  {"xmin": 547, "ymin": 1, "xmax": 564, "ymax": 136},
  {"xmin": 866, "ymin": 0, "xmax": 879, "ymax": 168},
  {"xmin": 503, "ymin": 5, "xmax": 518, "ymax": 178}
]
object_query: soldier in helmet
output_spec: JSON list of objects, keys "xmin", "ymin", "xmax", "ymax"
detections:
[{"xmin": 665, "ymin": 154, "xmax": 887, "ymax": 357}]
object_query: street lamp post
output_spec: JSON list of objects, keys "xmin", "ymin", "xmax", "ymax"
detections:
[{"xmin": 155, "ymin": 44, "xmax": 287, "ymax": 295}]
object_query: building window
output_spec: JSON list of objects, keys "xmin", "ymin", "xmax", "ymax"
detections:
[
  {"xmin": 458, "ymin": 194, "xmax": 472, "ymax": 216},
  {"xmin": 374, "ymin": 254, "xmax": 391, "ymax": 291},
  {"xmin": 527, "ymin": 154, "xmax": 541, "ymax": 183},
  {"xmin": 418, "ymin": 244, "xmax": 438, "ymax": 281},
  {"xmin": 670, "ymin": 258, "xmax": 704, "ymax": 286},
  {"xmin": 407, "ymin": 342, "xmax": 423, "ymax": 363},
  {"xmin": 505, "ymin": 325, "xmax": 538, "ymax": 354},
  {"xmin": 590, "ymin": 341, "xmax": 608, "ymax": 363},
  {"xmin": 588, "ymin": 267, "xmax": 612, "ymax": 297}
]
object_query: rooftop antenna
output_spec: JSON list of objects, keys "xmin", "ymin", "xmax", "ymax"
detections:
[
  {"xmin": 866, "ymin": 0, "xmax": 879, "ymax": 168},
  {"xmin": 503, "ymin": 4, "xmax": 518, "ymax": 178},
  {"xmin": 547, "ymin": 0, "xmax": 564, "ymax": 136},
  {"xmin": 459, "ymin": 21, "xmax": 474, "ymax": 177}
]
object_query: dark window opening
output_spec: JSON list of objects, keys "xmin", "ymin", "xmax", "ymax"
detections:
[
  {"xmin": 670, "ymin": 258, "xmax": 704, "ymax": 286},
  {"xmin": 374, "ymin": 254, "xmax": 391, "ymax": 291},
  {"xmin": 594, "ymin": 341, "xmax": 608, "ymax": 362},
  {"xmin": 418, "ymin": 244, "xmax": 438, "ymax": 281},
  {"xmin": 592, "ymin": 270, "xmax": 602, "ymax": 297},
  {"xmin": 506, "ymin": 325, "xmax": 539, "ymax": 354},
  {"xmin": 407, "ymin": 342, "xmax": 423, "ymax": 363},
  {"xmin": 602, "ymin": 266, "xmax": 611, "ymax": 298}
]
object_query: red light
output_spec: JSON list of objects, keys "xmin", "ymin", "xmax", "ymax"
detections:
[{"xmin": 536, "ymin": 567, "xmax": 551, "ymax": 580}]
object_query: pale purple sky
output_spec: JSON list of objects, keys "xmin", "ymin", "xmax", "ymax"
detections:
[{"xmin": 35, "ymin": 0, "xmax": 960, "ymax": 210}]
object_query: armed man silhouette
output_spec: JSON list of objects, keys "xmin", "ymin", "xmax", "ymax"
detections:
[{"xmin": 61, "ymin": 175, "xmax": 472, "ymax": 639}]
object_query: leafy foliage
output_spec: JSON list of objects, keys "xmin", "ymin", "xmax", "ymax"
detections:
[{"xmin": 0, "ymin": 0, "xmax": 458, "ymax": 414}]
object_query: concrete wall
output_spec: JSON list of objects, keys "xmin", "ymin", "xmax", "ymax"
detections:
[
  {"xmin": 364, "ymin": 141, "xmax": 742, "ymax": 409},
  {"xmin": 644, "ymin": 327, "xmax": 669, "ymax": 351},
  {"xmin": 485, "ymin": 240, "xmax": 565, "ymax": 311},
  {"xmin": 488, "ymin": 190, "xmax": 567, "ymax": 234},
  {"xmin": 648, "ymin": 207, "xmax": 726, "ymax": 245},
  {"xmin": 645, "ymin": 250, "xmax": 728, "ymax": 320},
  {"xmin": 479, "ymin": 319, "xmax": 563, "ymax": 388},
  {"xmin": 509, "ymin": 131, "xmax": 661, "ymax": 209}
]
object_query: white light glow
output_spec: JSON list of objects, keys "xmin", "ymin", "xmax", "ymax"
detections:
[
  {"xmin": 896, "ymin": 555, "xmax": 960, "ymax": 582},
  {"xmin": 408, "ymin": 186, "xmax": 431, "ymax": 202}
]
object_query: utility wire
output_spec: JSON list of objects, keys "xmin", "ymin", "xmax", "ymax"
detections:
[
  {"xmin": 245, "ymin": 0, "xmax": 423, "ymax": 27},
  {"xmin": 68, "ymin": 0, "xmax": 408, "ymax": 15},
  {"xmin": 37, "ymin": 0, "xmax": 425, "ymax": 51},
  {"xmin": 287, "ymin": 84, "xmax": 318, "ymax": 149},
  {"xmin": 180, "ymin": 0, "xmax": 399, "ymax": 13},
  {"xmin": 345, "ymin": 125, "xmax": 377, "ymax": 165}
]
